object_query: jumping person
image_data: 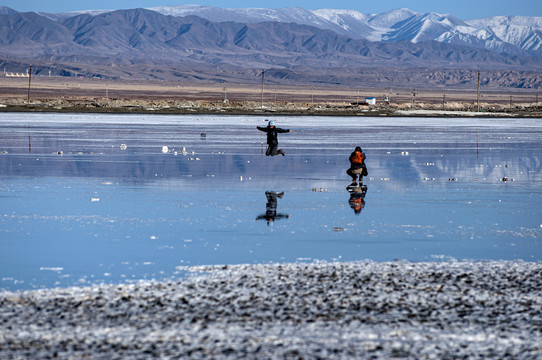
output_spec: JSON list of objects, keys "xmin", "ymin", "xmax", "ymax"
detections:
[
  {"xmin": 257, "ymin": 120, "xmax": 291, "ymax": 156},
  {"xmin": 346, "ymin": 146, "xmax": 368, "ymax": 185}
]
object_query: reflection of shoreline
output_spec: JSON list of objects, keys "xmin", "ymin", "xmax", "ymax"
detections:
[
  {"xmin": 2, "ymin": 151, "xmax": 540, "ymax": 187},
  {"xmin": 374, "ymin": 153, "xmax": 542, "ymax": 185},
  {"xmin": 2, "ymin": 152, "xmax": 540, "ymax": 186}
]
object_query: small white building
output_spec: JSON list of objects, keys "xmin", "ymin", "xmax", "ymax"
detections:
[{"xmin": 365, "ymin": 97, "xmax": 376, "ymax": 105}]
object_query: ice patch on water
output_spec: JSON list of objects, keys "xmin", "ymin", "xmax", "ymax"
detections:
[
  {"xmin": 430, "ymin": 255, "xmax": 457, "ymax": 261},
  {"xmin": 39, "ymin": 267, "xmax": 64, "ymax": 271},
  {"xmin": 494, "ymin": 229, "xmax": 541, "ymax": 238}
]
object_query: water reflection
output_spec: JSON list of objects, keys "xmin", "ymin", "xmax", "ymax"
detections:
[
  {"xmin": 256, "ymin": 191, "xmax": 290, "ymax": 225},
  {"xmin": 1, "ymin": 114, "xmax": 541, "ymax": 291},
  {"xmin": 347, "ymin": 185, "xmax": 368, "ymax": 215}
]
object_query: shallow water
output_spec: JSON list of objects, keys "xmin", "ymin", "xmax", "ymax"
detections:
[{"xmin": 1, "ymin": 114, "xmax": 541, "ymax": 290}]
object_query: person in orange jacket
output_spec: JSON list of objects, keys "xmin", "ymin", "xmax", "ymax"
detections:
[{"xmin": 346, "ymin": 146, "xmax": 368, "ymax": 185}]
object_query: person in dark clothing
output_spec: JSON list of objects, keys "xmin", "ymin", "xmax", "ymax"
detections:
[
  {"xmin": 257, "ymin": 120, "xmax": 291, "ymax": 156},
  {"xmin": 346, "ymin": 146, "xmax": 368, "ymax": 184},
  {"xmin": 256, "ymin": 191, "xmax": 289, "ymax": 225}
]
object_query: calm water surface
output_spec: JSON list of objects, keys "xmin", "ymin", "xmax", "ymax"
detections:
[{"xmin": 1, "ymin": 114, "xmax": 541, "ymax": 290}]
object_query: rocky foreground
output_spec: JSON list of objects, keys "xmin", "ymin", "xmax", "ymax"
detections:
[{"xmin": 1, "ymin": 261, "xmax": 541, "ymax": 359}]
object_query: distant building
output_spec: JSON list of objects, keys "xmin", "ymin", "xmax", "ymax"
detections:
[
  {"xmin": 5, "ymin": 72, "xmax": 29, "ymax": 77},
  {"xmin": 365, "ymin": 97, "xmax": 376, "ymax": 105}
]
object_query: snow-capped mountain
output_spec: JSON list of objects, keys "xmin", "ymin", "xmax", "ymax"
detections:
[
  {"xmin": 148, "ymin": 5, "xmax": 374, "ymax": 40},
  {"xmin": 383, "ymin": 12, "xmax": 469, "ymax": 43},
  {"xmin": 466, "ymin": 16, "xmax": 542, "ymax": 51},
  {"xmin": 26, "ymin": 4, "xmax": 542, "ymax": 56},
  {"xmin": 367, "ymin": 8, "xmax": 418, "ymax": 28},
  {"xmin": 144, "ymin": 5, "xmax": 542, "ymax": 56},
  {"xmin": 311, "ymin": 9, "xmax": 378, "ymax": 40}
]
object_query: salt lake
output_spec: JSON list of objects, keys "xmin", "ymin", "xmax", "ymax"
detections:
[{"xmin": 1, "ymin": 113, "xmax": 541, "ymax": 290}]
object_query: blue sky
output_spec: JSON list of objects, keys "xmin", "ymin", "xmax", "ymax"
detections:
[{"xmin": 2, "ymin": 0, "xmax": 541, "ymax": 19}]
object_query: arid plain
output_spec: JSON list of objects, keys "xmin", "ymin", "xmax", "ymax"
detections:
[{"xmin": 1, "ymin": 76, "xmax": 540, "ymax": 116}]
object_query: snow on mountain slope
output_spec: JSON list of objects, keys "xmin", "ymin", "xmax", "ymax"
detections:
[
  {"xmin": 384, "ymin": 12, "xmax": 470, "ymax": 43},
  {"xmin": 311, "ymin": 9, "xmax": 378, "ymax": 40},
  {"xmin": 146, "ymin": 6, "xmax": 542, "ymax": 55},
  {"xmin": 149, "ymin": 5, "xmax": 329, "ymax": 26},
  {"xmin": 478, "ymin": 26, "xmax": 541, "ymax": 51},
  {"xmin": 148, "ymin": 5, "xmax": 381, "ymax": 40},
  {"xmin": 312, "ymin": 8, "xmax": 371, "ymax": 23},
  {"xmin": 367, "ymin": 8, "xmax": 418, "ymax": 28},
  {"xmin": 466, "ymin": 16, "xmax": 542, "ymax": 29},
  {"xmin": 466, "ymin": 16, "xmax": 542, "ymax": 51}
]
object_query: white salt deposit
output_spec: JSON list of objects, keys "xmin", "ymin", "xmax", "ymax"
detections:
[{"xmin": 1, "ymin": 261, "xmax": 540, "ymax": 359}]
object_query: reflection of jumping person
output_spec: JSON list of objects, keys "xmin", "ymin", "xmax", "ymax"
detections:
[
  {"xmin": 256, "ymin": 191, "xmax": 289, "ymax": 225},
  {"xmin": 257, "ymin": 120, "xmax": 291, "ymax": 156},
  {"xmin": 346, "ymin": 146, "xmax": 368, "ymax": 185}
]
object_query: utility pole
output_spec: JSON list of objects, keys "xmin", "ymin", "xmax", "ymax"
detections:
[
  {"xmin": 477, "ymin": 71, "xmax": 480, "ymax": 112},
  {"xmin": 27, "ymin": 65, "xmax": 32, "ymax": 102},
  {"xmin": 260, "ymin": 69, "xmax": 265, "ymax": 108},
  {"xmin": 381, "ymin": 87, "xmax": 391, "ymax": 105}
]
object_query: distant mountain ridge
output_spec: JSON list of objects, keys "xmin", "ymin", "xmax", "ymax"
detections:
[
  {"xmin": 0, "ymin": 5, "xmax": 541, "ymax": 88},
  {"xmin": 145, "ymin": 5, "xmax": 542, "ymax": 56},
  {"xmin": 11, "ymin": 5, "xmax": 542, "ymax": 57}
]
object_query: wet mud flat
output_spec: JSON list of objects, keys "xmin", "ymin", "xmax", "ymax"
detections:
[{"xmin": 1, "ymin": 261, "xmax": 541, "ymax": 359}]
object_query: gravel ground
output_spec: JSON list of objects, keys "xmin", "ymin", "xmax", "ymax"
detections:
[
  {"xmin": 1, "ymin": 261, "xmax": 541, "ymax": 359},
  {"xmin": 1, "ymin": 98, "xmax": 541, "ymax": 117}
]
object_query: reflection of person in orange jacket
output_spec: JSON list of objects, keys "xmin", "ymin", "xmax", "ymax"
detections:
[
  {"xmin": 346, "ymin": 146, "xmax": 368, "ymax": 185},
  {"xmin": 256, "ymin": 191, "xmax": 289, "ymax": 225},
  {"xmin": 348, "ymin": 185, "xmax": 367, "ymax": 215}
]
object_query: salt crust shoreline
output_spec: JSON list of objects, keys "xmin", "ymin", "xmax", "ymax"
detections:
[{"xmin": 1, "ymin": 261, "xmax": 541, "ymax": 359}]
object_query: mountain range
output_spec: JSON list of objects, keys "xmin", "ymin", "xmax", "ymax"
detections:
[
  {"xmin": 1, "ymin": 5, "xmax": 541, "ymax": 88},
  {"xmin": 50, "ymin": 5, "xmax": 542, "ymax": 57}
]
